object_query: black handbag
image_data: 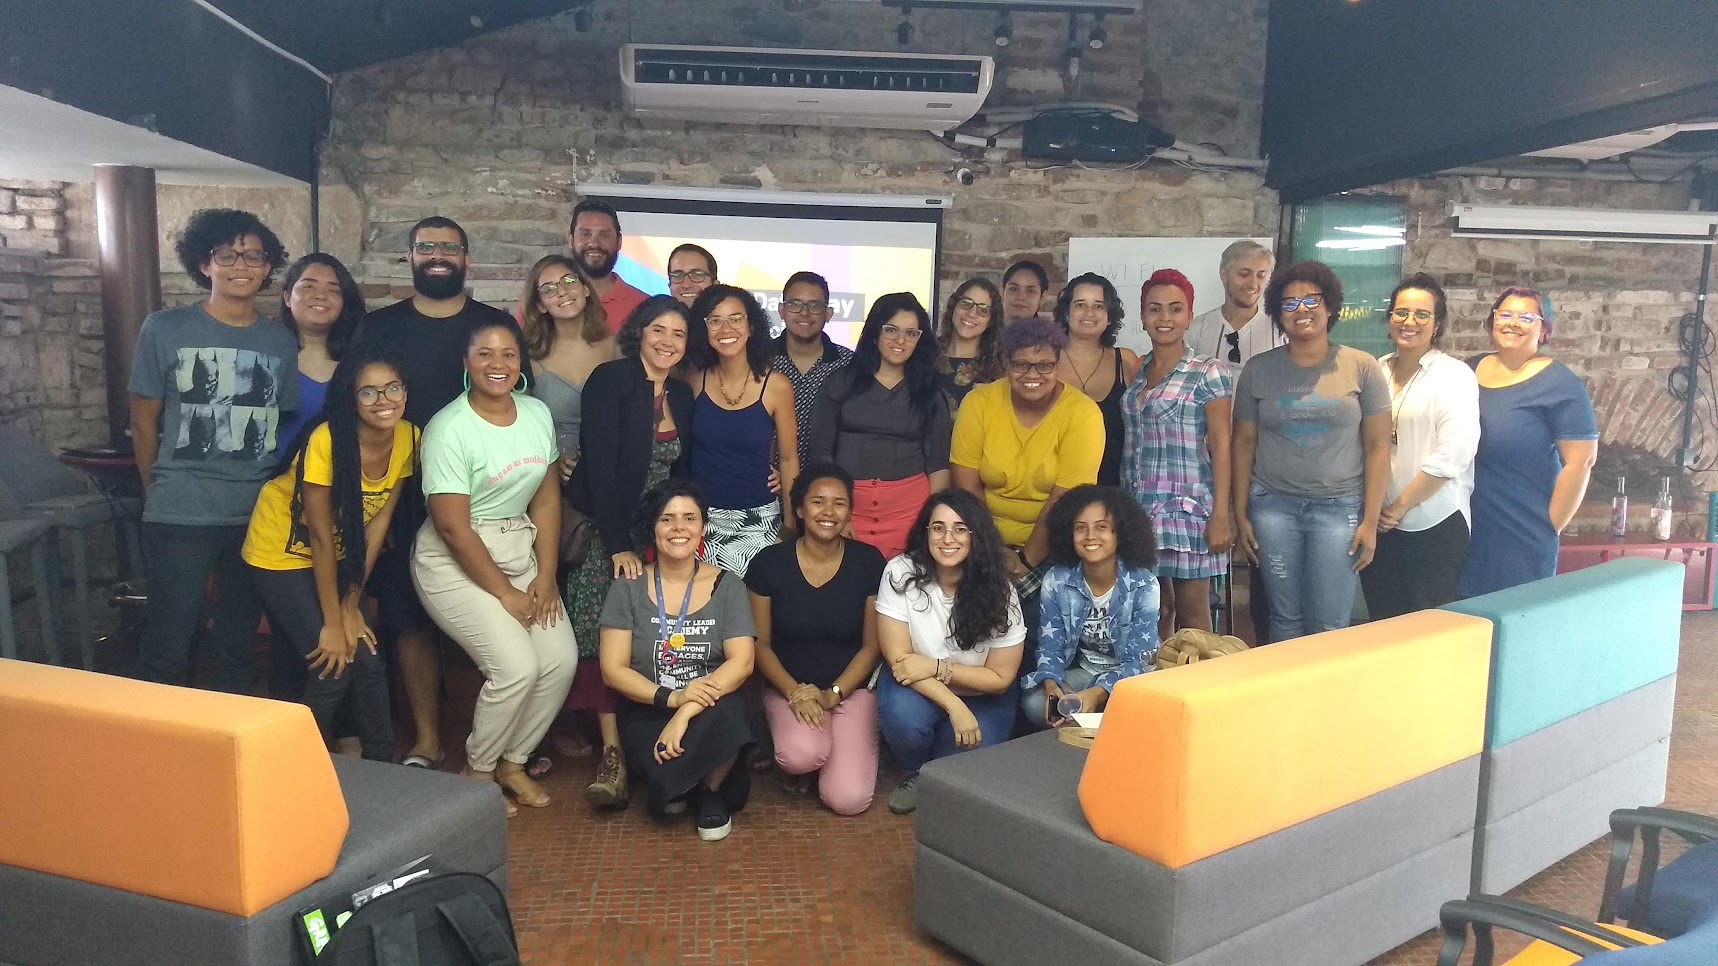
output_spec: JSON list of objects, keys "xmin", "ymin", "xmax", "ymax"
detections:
[{"xmin": 559, "ymin": 497, "xmax": 596, "ymax": 568}]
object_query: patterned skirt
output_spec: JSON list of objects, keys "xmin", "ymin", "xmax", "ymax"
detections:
[
  {"xmin": 1156, "ymin": 547, "xmax": 1229, "ymax": 581},
  {"xmin": 564, "ymin": 435, "xmax": 683, "ymax": 663},
  {"xmin": 702, "ymin": 502, "xmax": 782, "ymax": 576}
]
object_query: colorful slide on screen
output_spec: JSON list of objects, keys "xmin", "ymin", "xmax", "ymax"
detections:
[{"xmin": 602, "ymin": 208, "xmax": 940, "ymax": 350}]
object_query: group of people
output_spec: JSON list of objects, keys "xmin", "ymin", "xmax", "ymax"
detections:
[{"xmin": 125, "ymin": 202, "xmax": 1597, "ymax": 839}]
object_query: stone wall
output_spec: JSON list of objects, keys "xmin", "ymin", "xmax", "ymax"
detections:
[
  {"xmin": 0, "ymin": 180, "xmax": 107, "ymax": 449},
  {"xmin": 320, "ymin": 0, "xmax": 1278, "ymax": 308},
  {"xmin": 1365, "ymin": 175, "xmax": 1717, "ymax": 494}
]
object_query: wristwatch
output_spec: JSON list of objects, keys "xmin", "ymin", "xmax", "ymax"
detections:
[{"xmin": 829, "ymin": 684, "xmax": 844, "ymax": 703}]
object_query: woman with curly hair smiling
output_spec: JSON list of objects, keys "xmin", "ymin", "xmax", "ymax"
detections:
[
  {"xmin": 1020, "ymin": 485, "xmax": 1160, "ymax": 728},
  {"xmin": 684, "ymin": 284, "xmax": 799, "ymax": 574},
  {"xmin": 875, "ymin": 489, "xmax": 1025, "ymax": 815}
]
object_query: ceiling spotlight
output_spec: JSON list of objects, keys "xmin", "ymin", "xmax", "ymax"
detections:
[
  {"xmin": 993, "ymin": 15, "xmax": 1012, "ymax": 47},
  {"xmin": 897, "ymin": 11, "xmax": 915, "ymax": 47},
  {"xmin": 1088, "ymin": 16, "xmax": 1108, "ymax": 50},
  {"xmin": 573, "ymin": 4, "xmax": 593, "ymax": 31}
]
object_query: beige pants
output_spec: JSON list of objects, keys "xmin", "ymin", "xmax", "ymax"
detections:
[{"xmin": 411, "ymin": 515, "xmax": 576, "ymax": 772}]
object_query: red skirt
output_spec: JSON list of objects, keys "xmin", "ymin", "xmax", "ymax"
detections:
[{"xmin": 851, "ymin": 474, "xmax": 932, "ymax": 560}]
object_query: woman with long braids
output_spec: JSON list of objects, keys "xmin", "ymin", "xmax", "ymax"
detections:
[
  {"xmin": 275, "ymin": 253, "xmax": 366, "ymax": 453},
  {"xmin": 243, "ymin": 345, "xmax": 417, "ymax": 760},
  {"xmin": 875, "ymin": 489, "xmax": 1025, "ymax": 816},
  {"xmin": 807, "ymin": 292, "xmax": 951, "ymax": 559},
  {"xmin": 933, "ymin": 278, "xmax": 1006, "ymax": 416},
  {"xmin": 685, "ymin": 284, "xmax": 799, "ymax": 574},
  {"xmin": 412, "ymin": 320, "xmax": 575, "ymax": 816}
]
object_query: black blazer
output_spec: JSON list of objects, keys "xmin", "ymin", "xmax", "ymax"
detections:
[{"xmin": 568, "ymin": 357, "xmax": 694, "ymax": 552}]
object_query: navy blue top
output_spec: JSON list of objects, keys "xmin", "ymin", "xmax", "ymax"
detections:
[
  {"xmin": 691, "ymin": 370, "xmax": 778, "ymax": 510},
  {"xmin": 277, "ymin": 372, "xmax": 329, "ymax": 457},
  {"xmin": 1458, "ymin": 358, "xmax": 1597, "ymax": 598}
]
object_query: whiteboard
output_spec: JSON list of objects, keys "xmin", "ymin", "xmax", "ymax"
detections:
[{"xmin": 1067, "ymin": 236, "xmax": 1273, "ymax": 356}]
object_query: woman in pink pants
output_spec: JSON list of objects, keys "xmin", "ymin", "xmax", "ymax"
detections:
[{"xmin": 744, "ymin": 463, "xmax": 887, "ymax": 815}]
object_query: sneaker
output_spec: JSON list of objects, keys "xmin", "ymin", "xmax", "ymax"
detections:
[
  {"xmin": 584, "ymin": 746, "xmax": 628, "ymax": 810},
  {"xmin": 696, "ymin": 785, "xmax": 732, "ymax": 842},
  {"xmin": 888, "ymin": 772, "xmax": 921, "ymax": 815}
]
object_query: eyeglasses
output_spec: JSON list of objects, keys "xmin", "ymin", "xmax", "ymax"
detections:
[
  {"xmin": 667, "ymin": 269, "xmax": 712, "ymax": 284},
  {"xmin": 706, "ymin": 313, "xmax": 748, "ymax": 330},
  {"xmin": 880, "ymin": 323, "xmax": 922, "ymax": 342},
  {"xmin": 1223, "ymin": 331, "xmax": 1241, "ymax": 364},
  {"xmin": 536, "ymin": 274, "xmax": 584, "ymax": 298},
  {"xmin": 1493, "ymin": 310, "xmax": 1543, "ymax": 326},
  {"xmin": 956, "ymin": 297, "xmax": 992, "ymax": 314},
  {"xmin": 210, "ymin": 249, "xmax": 267, "ymax": 267},
  {"xmin": 1280, "ymin": 295, "xmax": 1324, "ymax": 312},
  {"xmin": 1008, "ymin": 360, "xmax": 1058, "ymax": 376},
  {"xmin": 357, "ymin": 383, "xmax": 407, "ymax": 404},
  {"xmin": 927, "ymin": 521, "xmax": 972, "ymax": 539},
  {"xmin": 1389, "ymin": 308, "xmax": 1435, "ymax": 324},
  {"xmin": 781, "ymin": 299, "xmax": 827, "ymax": 315},
  {"xmin": 412, "ymin": 241, "xmax": 466, "ymax": 256}
]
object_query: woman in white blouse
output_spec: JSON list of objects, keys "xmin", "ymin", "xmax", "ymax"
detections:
[{"xmin": 1360, "ymin": 274, "xmax": 1480, "ymax": 618}]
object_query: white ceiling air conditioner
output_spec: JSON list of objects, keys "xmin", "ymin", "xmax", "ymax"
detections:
[
  {"xmin": 1449, "ymin": 204, "xmax": 1718, "ymax": 245},
  {"xmin": 620, "ymin": 44, "xmax": 994, "ymax": 132}
]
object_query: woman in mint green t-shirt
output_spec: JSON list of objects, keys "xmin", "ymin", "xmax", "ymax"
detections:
[{"xmin": 411, "ymin": 320, "xmax": 576, "ymax": 817}]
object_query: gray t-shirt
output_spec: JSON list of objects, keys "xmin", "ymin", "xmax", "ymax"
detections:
[
  {"xmin": 127, "ymin": 303, "xmax": 299, "ymax": 525},
  {"xmin": 599, "ymin": 568, "xmax": 757, "ymax": 690},
  {"xmin": 1233, "ymin": 344, "xmax": 1389, "ymax": 499},
  {"xmin": 1075, "ymin": 584, "xmax": 1122, "ymax": 677}
]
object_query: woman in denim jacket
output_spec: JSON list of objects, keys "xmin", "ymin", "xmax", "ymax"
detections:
[{"xmin": 1021, "ymin": 485, "xmax": 1161, "ymax": 728}]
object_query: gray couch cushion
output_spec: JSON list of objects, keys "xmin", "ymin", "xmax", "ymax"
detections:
[
  {"xmin": 1478, "ymin": 674, "xmax": 1675, "ymax": 824},
  {"xmin": 916, "ymin": 731, "xmax": 1479, "ymax": 963},
  {"xmin": 0, "ymin": 757, "xmax": 507, "ymax": 966}
]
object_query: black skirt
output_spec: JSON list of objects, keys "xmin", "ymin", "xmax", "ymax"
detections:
[{"xmin": 617, "ymin": 693, "xmax": 755, "ymax": 816}]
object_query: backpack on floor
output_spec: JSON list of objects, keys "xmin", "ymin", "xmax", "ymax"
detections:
[{"xmin": 313, "ymin": 872, "xmax": 522, "ymax": 966}]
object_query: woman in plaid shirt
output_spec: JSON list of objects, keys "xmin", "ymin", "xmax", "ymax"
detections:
[{"xmin": 1121, "ymin": 269, "xmax": 1235, "ymax": 634}]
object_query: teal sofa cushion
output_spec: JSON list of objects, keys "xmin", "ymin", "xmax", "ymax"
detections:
[{"xmin": 1442, "ymin": 557, "xmax": 1681, "ymax": 748}]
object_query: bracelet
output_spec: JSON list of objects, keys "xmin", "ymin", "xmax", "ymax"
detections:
[
  {"xmin": 653, "ymin": 686, "xmax": 672, "ymax": 710},
  {"xmin": 937, "ymin": 658, "xmax": 953, "ymax": 685}
]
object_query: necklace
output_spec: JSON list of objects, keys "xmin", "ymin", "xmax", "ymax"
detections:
[
  {"xmin": 1067, "ymin": 347, "xmax": 1105, "ymax": 392},
  {"xmin": 796, "ymin": 539, "xmax": 844, "ymax": 589},
  {"xmin": 1389, "ymin": 359, "xmax": 1427, "ymax": 445},
  {"xmin": 714, "ymin": 366, "xmax": 749, "ymax": 406}
]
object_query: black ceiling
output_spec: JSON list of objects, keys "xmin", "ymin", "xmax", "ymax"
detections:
[{"xmin": 203, "ymin": 1, "xmax": 586, "ymax": 74}]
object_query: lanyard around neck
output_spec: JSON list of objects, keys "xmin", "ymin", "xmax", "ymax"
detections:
[{"xmin": 654, "ymin": 560, "xmax": 699, "ymax": 648}]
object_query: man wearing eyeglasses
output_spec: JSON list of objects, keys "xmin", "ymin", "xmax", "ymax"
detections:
[
  {"xmin": 769, "ymin": 270, "xmax": 854, "ymax": 463},
  {"xmin": 1187, "ymin": 240, "xmax": 1282, "ymax": 380},
  {"xmin": 666, "ymin": 243, "xmax": 719, "ymax": 307},
  {"xmin": 128, "ymin": 208, "xmax": 298, "ymax": 692},
  {"xmin": 354, "ymin": 214, "xmax": 530, "ymax": 770},
  {"xmin": 568, "ymin": 199, "xmax": 647, "ymax": 333}
]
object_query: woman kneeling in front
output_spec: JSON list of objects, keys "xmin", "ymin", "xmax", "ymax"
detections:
[
  {"xmin": 599, "ymin": 479, "xmax": 757, "ymax": 841},
  {"xmin": 876, "ymin": 489, "xmax": 1025, "ymax": 816},
  {"xmin": 1021, "ymin": 484, "xmax": 1161, "ymax": 729},
  {"xmin": 746, "ymin": 463, "xmax": 887, "ymax": 815}
]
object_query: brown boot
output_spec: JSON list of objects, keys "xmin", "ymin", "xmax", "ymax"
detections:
[{"xmin": 584, "ymin": 745, "xmax": 628, "ymax": 809}]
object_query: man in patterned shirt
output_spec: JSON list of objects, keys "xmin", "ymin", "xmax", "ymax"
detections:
[{"xmin": 769, "ymin": 270, "xmax": 853, "ymax": 464}]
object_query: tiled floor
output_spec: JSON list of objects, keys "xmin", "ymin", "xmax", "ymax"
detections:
[
  {"xmin": 24, "ymin": 589, "xmax": 1713, "ymax": 965},
  {"xmin": 480, "ymin": 614, "xmax": 1718, "ymax": 966}
]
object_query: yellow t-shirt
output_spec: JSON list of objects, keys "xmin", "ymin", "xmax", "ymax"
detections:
[
  {"xmin": 241, "ymin": 421, "xmax": 418, "ymax": 571},
  {"xmin": 949, "ymin": 379, "xmax": 1104, "ymax": 547}
]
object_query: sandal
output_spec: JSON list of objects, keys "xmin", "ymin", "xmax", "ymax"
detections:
[
  {"xmin": 526, "ymin": 755, "xmax": 554, "ymax": 779},
  {"xmin": 496, "ymin": 766, "xmax": 552, "ymax": 808},
  {"xmin": 401, "ymin": 752, "xmax": 446, "ymax": 770}
]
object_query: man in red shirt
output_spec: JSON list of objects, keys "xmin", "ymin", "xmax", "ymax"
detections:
[{"xmin": 569, "ymin": 199, "xmax": 647, "ymax": 333}]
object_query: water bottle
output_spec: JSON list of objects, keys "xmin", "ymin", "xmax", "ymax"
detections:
[
  {"xmin": 1652, "ymin": 477, "xmax": 1674, "ymax": 541},
  {"xmin": 1610, "ymin": 476, "xmax": 1628, "ymax": 538}
]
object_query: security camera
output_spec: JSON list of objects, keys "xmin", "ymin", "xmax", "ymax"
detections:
[{"xmin": 953, "ymin": 166, "xmax": 977, "ymax": 186}]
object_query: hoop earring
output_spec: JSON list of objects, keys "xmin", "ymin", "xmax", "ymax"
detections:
[
  {"xmin": 517, "ymin": 371, "xmax": 530, "ymax": 393},
  {"xmin": 644, "ymin": 546, "xmax": 656, "ymax": 563},
  {"xmin": 698, "ymin": 537, "xmax": 707, "ymax": 558},
  {"xmin": 462, "ymin": 371, "xmax": 471, "ymax": 393}
]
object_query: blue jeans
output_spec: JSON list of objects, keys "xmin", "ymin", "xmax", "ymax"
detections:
[
  {"xmin": 876, "ymin": 671, "xmax": 1018, "ymax": 774},
  {"xmin": 1019, "ymin": 664, "xmax": 1099, "ymax": 731},
  {"xmin": 1246, "ymin": 483, "xmax": 1362, "ymax": 643}
]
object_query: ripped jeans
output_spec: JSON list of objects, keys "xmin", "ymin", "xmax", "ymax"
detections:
[{"xmin": 1246, "ymin": 483, "xmax": 1362, "ymax": 643}]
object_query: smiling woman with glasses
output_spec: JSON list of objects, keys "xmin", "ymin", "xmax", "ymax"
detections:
[
  {"xmin": 806, "ymin": 293, "xmax": 951, "ymax": 559},
  {"xmin": 519, "ymin": 254, "xmax": 615, "ymax": 481},
  {"xmin": 686, "ymin": 284, "xmax": 800, "ymax": 576},
  {"xmin": 934, "ymin": 278, "xmax": 1007, "ymax": 416},
  {"xmin": 1231, "ymin": 260, "xmax": 1392, "ymax": 643},
  {"xmin": 1360, "ymin": 274, "xmax": 1480, "ymax": 619},
  {"xmin": 950, "ymin": 317, "xmax": 1105, "ymax": 642},
  {"xmin": 1459, "ymin": 285, "xmax": 1597, "ymax": 597}
]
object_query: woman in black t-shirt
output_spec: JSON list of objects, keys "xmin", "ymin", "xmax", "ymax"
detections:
[{"xmin": 745, "ymin": 464, "xmax": 887, "ymax": 815}]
